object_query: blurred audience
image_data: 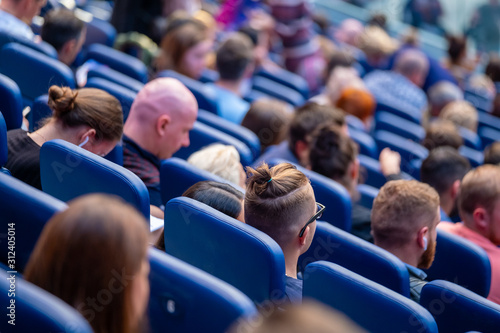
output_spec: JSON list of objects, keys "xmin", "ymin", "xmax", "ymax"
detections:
[
  {"xmin": 439, "ymin": 100, "xmax": 478, "ymax": 133},
  {"xmin": 6, "ymin": 86, "xmax": 123, "ymax": 190},
  {"xmin": 484, "ymin": 142, "xmax": 500, "ymax": 165},
  {"xmin": 0, "ymin": 0, "xmax": 44, "ymax": 40},
  {"xmin": 420, "ymin": 147, "xmax": 471, "ymax": 222},
  {"xmin": 442, "ymin": 35, "xmax": 476, "ymax": 88},
  {"xmin": 25, "ymin": 194, "xmax": 150, "ymax": 333},
  {"xmin": 336, "ymin": 87, "xmax": 376, "ymax": 130},
  {"xmin": 245, "ymin": 162, "xmax": 319, "ymax": 303},
  {"xmin": 438, "ymin": 165, "xmax": 500, "ymax": 304},
  {"xmin": 371, "ymin": 180, "xmax": 440, "ymax": 302},
  {"xmin": 357, "ymin": 26, "xmax": 398, "ymax": 75},
  {"xmin": 422, "ymin": 120, "xmax": 463, "ymax": 151},
  {"xmin": 187, "ymin": 143, "xmax": 246, "ymax": 188},
  {"xmin": 241, "ymin": 99, "xmax": 292, "ymax": 152},
  {"xmin": 123, "ymin": 78, "xmax": 197, "ymax": 214},
  {"xmin": 427, "ymin": 81, "xmax": 463, "ymax": 118},
  {"xmin": 41, "ymin": 8, "xmax": 86, "ymax": 66}
]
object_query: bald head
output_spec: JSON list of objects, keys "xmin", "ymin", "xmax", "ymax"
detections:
[
  {"xmin": 393, "ymin": 49, "xmax": 429, "ymax": 87},
  {"xmin": 124, "ymin": 78, "xmax": 198, "ymax": 159}
]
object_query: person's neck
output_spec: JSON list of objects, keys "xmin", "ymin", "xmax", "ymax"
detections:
[
  {"xmin": 440, "ymin": 194, "xmax": 454, "ymax": 216},
  {"xmin": 379, "ymin": 243, "xmax": 420, "ymax": 268},
  {"xmin": 30, "ymin": 121, "xmax": 78, "ymax": 147},
  {"xmin": 216, "ymin": 79, "xmax": 243, "ymax": 97},
  {"xmin": 123, "ymin": 123, "xmax": 159, "ymax": 157},
  {"xmin": 283, "ymin": 248, "xmax": 300, "ymax": 279},
  {"xmin": 0, "ymin": 3, "xmax": 23, "ymax": 22}
]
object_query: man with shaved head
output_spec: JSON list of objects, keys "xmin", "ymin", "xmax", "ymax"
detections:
[{"xmin": 123, "ymin": 78, "xmax": 198, "ymax": 212}]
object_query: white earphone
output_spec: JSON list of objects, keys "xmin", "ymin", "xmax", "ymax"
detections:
[
  {"xmin": 423, "ymin": 236, "xmax": 428, "ymax": 251},
  {"xmin": 78, "ymin": 136, "xmax": 89, "ymax": 148}
]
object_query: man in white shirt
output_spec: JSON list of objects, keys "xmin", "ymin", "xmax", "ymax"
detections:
[{"xmin": 0, "ymin": 0, "xmax": 47, "ymax": 40}]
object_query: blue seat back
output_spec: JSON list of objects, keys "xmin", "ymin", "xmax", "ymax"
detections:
[
  {"xmin": 479, "ymin": 127, "xmax": 500, "ymax": 150},
  {"xmin": 0, "ymin": 43, "xmax": 75, "ymax": 105},
  {"xmin": 148, "ymin": 248, "xmax": 257, "ymax": 333},
  {"xmin": 459, "ymin": 146, "xmax": 484, "ymax": 167},
  {"xmin": 87, "ymin": 67, "xmax": 144, "ymax": 92},
  {"xmin": 30, "ymin": 94, "xmax": 52, "ymax": 131},
  {"xmin": 374, "ymin": 111, "xmax": 426, "ymax": 142},
  {"xmin": 420, "ymin": 280, "xmax": 500, "ymax": 333},
  {"xmin": 199, "ymin": 68, "xmax": 219, "ymax": 83},
  {"xmin": 243, "ymin": 89, "xmax": 272, "ymax": 104},
  {"xmin": 160, "ymin": 157, "xmax": 244, "ymax": 206},
  {"xmin": 157, "ymin": 70, "xmax": 218, "ymax": 114},
  {"xmin": 251, "ymin": 76, "xmax": 305, "ymax": 107},
  {"xmin": 0, "ymin": 73, "xmax": 23, "ymax": 130},
  {"xmin": 357, "ymin": 184, "xmax": 379, "ymax": 209},
  {"xmin": 163, "ymin": 197, "xmax": 286, "ymax": 303},
  {"xmin": 269, "ymin": 158, "xmax": 352, "ymax": 231},
  {"xmin": 39, "ymin": 139, "xmax": 150, "ymax": 219},
  {"xmin": 424, "ymin": 230, "xmax": 491, "ymax": 298},
  {"xmin": 254, "ymin": 67, "xmax": 309, "ymax": 100},
  {"xmin": 358, "ymin": 154, "xmax": 414, "ymax": 188},
  {"xmin": 345, "ymin": 114, "xmax": 366, "ymax": 131},
  {"xmin": 103, "ymin": 140, "xmax": 124, "ymax": 166},
  {"xmin": 0, "ymin": 112, "xmax": 7, "ymax": 167},
  {"xmin": 458, "ymin": 126, "xmax": 482, "ymax": 151},
  {"xmin": 349, "ymin": 127, "xmax": 378, "ymax": 159},
  {"xmin": 84, "ymin": 17, "xmax": 116, "ymax": 47},
  {"xmin": 174, "ymin": 121, "xmax": 254, "ymax": 166},
  {"xmin": 478, "ymin": 111, "xmax": 500, "ymax": 132},
  {"xmin": 299, "ymin": 222, "xmax": 410, "ymax": 296},
  {"xmin": 374, "ymin": 130, "xmax": 429, "ymax": 164},
  {"xmin": 0, "ymin": 172, "xmax": 67, "ymax": 271},
  {"xmin": 85, "ymin": 44, "xmax": 148, "ymax": 83},
  {"xmin": 85, "ymin": 77, "xmax": 136, "ymax": 121},
  {"xmin": 0, "ymin": 29, "xmax": 57, "ymax": 58},
  {"xmin": 0, "ymin": 269, "xmax": 93, "ymax": 333},
  {"xmin": 303, "ymin": 261, "xmax": 438, "ymax": 333},
  {"xmin": 197, "ymin": 109, "xmax": 261, "ymax": 160},
  {"xmin": 464, "ymin": 90, "xmax": 492, "ymax": 113},
  {"xmin": 376, "ymin": 101, "xmax": 422, "ymax": 124}
]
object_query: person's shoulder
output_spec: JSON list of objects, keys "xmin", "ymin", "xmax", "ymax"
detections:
[{"xmin": 7, "ymin": 128, "xmax": 29, "ymax": 142}]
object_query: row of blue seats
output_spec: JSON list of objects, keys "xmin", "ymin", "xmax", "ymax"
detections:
[{"xmin": 0, "ymin": 167, "xmax": 499, "ymax": 332}]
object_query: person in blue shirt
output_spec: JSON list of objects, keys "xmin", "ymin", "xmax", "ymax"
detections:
[
  {"xmin": 420, "ymin": 147, "xmax": 471, "ymax": 222},
  {"xmin": 206, "ymin": 32, "xmax": 253, "ymax": 124},
  {"xmin": 0, "ymin": 0, "xmax": 45, "ymax": 40},
  {"xmin": 371, "ymin": 180, "xmax": 441, "ymax": 303},
  {"xmin": 245, "ymin": 162, "xmax": 322, "ymax": 304}
]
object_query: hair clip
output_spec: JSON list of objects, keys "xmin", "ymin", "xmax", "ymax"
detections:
[{"xmin": 267, "ymin": 177, "xmax": 273, "ymax": 183}]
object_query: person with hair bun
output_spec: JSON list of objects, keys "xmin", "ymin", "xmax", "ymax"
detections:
[
  {"xmin": 25, "ymin": 194, "xmax": 150, "ymax": 333},
  {"xmin": 245, "ymin": 162, "xmax": 321, "ymax": 304},
  {"xmin": 6, "ymin": 85, "xmax": 123, "ymax": 190}
]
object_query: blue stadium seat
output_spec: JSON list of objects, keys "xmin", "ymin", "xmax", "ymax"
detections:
[
  {"xmin": 163, "ymin": 197, "xmax": 286, "ymax": 303},
  {"xmin": 407, "ymin": 158, "xmax": 423, "ymax": 180},
  {"xmin": 374, "ymin": 111, "xmax": 426, "ymax": 142},
  {"xmin": 345, "ymin": 114, "xmax": 366, "ymax": 131},
  {"xmin": 464, "ymin": 90, "xmax": 492, "ymax": 113},
  {"xmin": 358, "ymin": 154, "xmax": 414, "ymax": 188},
  {"xmin": 148, "ymin": 248, "xmax": 257, "ymax": 333},
  {"xmin": 0, "ymin": 43, "xmax": 75, "ymax": 106},
  {"xmin": 299, "ymin": 222, "xmax": 410, "ymax": 297},
  {"xmin": 303, "ymin": 262, "xmax": 438, "ymax": 333},
  {"xmin": 479, "ymin": 127, "xmax": 500, "ymax": 150},
  {"xmin": 243, "ymin": 89, "xmax": 272, "ymax": 104},
  {"xmin": 0, "ymin": 112, "xmax": 8, "ymax": 169},
  {"xmin": 85, "ymin": 77, "xmax": 136, "ymax": 121},
  {"xmin": 0, "ymin": 29, "xmax": 57, "ymax": 58},
  {"xmin": 374, "ymin": 130, "xmax": 429, "ymax": 163},
  {"xmin": 85, "ymin": 44, "xmax": 148, "ymax": 83},
  {"xmin": 0, "ymin": 172, "xmax": 67, "ymax": 271},
  {"xmin": 424, "ymin": 230, "xmax": 491, "ymax": 298},
  {"xmin": 458, "ymin": 126, "xmax": 482, "ymax": 151},
  {"xmin": 357, "ymin": 184, "xmax": 379, "ymax": 209},
  {"xmin": 478, "ymin": 112, "xmax": 500, "ymax": 132},
  {"xmin": 376, "ymin": 101, "xmax": 422, "ymax": 124},
  {"xmin": 459, "ymin": 146, "xmax": 484, "ymax": 167},
  {"xmin": 197, "ymin": 109, "xmax": 261, "ymax": 160},
  {"xmin": 103, "ymin": 140, "xmax": 124, "ymax": 166},
  {"xmin": 40, "ymin": 139, "xmax": 150, "ymax": 219},
  {"xmin": 269, "ymin": 158, "xmax": 352, "ymax": 232},
  {"xmin": 29, "ymin": 94, "xmax": 51, "ymax": 132},
  {"xmin": 160, "ymin": 157, "xmax": 244, "ymax": 206},
  {"xmin": 254, "ymin": 67, "xmax": 309, "ymax": 100},
  {"xmin": 174, "ymin": 121, "xmax": 254, "ymax": 167},
  {"xmin": 84, "ymin": 17, "xmax": 116, "ymax": 48},
  {"xmin": 420, "ymin": 280, "xmax": 500, "ymax": 333},
  {"xmin": 0, "ymin": 73, "xmax": 23, "ymax": 130},
  {"xmin": 199, "ymin": 68, "xmax": 219, "ymax": 83},
  {"xmin": 0, "ymin": 269, "xmax": 93, "ymax": 333},
  {"xmin": 157, "ymin": 70, "xmax": 218, "ymax": 114},
  {"xmin": 349, "ymin": 127, "xmax": 378, "ymax": 159},
  {"xmin": 87, "ymin": 66, "xmax": 144, "ymax": 92},
  {"xmin": 251, "ymin": 76, "xmax": 305, "ymax": 107}
]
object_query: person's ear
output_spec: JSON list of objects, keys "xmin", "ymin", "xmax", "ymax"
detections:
[
  {"xmin": 80, "ymin": 128, "xmax": 96, "ymax": 144},
  {"xmin": 299, "ymin": 226, "xmax": 309, "ymax": 246},
  {"xmin": 450, "ymin": 179, "xmax": 461, "ymax": 200},
  {"xmin": 351, "ymin": 158, "xmax": 360, "ymax": 181},
  {"xmin": 472, "ymin": 206, "xmax": 489, "ymax": 231},
  {"xmin": 156, "ymin": 114, "xmax": 171, "ymax": 137},
  {"xmin": 295, "ymin": 140, "xmax": 309, "ymax": 165},
  {"xmin": 417, "ymin": 226, "xmax": 429, "ymax": 250}
]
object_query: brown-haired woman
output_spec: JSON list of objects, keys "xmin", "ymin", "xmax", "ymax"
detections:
[
  {"xmin": 244, "ymin": 162, "xmax": 321, "ymax": 304},
  {"xmin": 24, "ymin": 194, "xmax": 150, "ymax": 333},
  {"xmin": 6, "ymin": 85, "xmax": 123, "ymax": 190},
  {"xmin": 155, "ymin": 14, "xmax": 213, "ymax": 79}
]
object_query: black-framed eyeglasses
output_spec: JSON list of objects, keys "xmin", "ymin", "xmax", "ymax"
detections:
[{"xmin": 299, "ymin": 202, "xmax": 325, "ymax": 237}]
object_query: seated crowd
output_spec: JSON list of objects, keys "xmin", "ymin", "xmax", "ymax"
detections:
[{"xmin": 2, "ymin": 0, "xmax": 500, "ymax": 331}]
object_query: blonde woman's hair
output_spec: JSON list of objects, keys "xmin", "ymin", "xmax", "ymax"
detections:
[{"xmin": 187, "ymin": 144, "xmax": 242, "ymax": 185}]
